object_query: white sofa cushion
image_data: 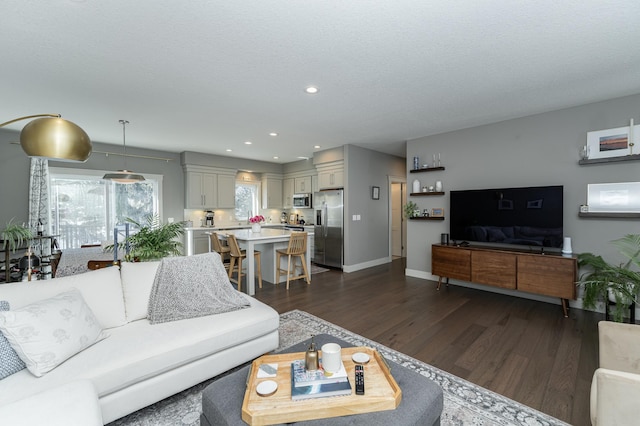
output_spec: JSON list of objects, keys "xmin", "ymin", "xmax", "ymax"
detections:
[
  {"xmin": 0, "ymin": 289, "xmax": 107, "ymax": 377},
  {"xmin": 0, "ymin": 379, "xmax": 102, "ymax": 426},
  {"xmin": 0, "ymin": 266, "xmax": 126, "ymax": 329},
  {"xmin": 120, "ymin": 261, "xmax": 160, "ymax": 322}
]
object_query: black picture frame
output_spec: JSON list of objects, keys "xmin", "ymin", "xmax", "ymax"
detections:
[{"xmin": 371, "ymin": 186, "xmax": 380, "ymax": 200}]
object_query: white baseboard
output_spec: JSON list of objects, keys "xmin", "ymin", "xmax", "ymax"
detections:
[{"xmin": 343, "ymin": 257, "xmax": 390, "ymax": 273}]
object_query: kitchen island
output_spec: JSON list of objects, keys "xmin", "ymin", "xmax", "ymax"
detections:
[{"xmin": 218, "ymin": 228, "xmax": 311, "ymax": 295}]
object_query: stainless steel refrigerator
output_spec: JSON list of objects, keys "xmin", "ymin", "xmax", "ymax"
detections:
[{"xmin": 314, "ymin": 189, "xmax": 344, "ymax": 269}]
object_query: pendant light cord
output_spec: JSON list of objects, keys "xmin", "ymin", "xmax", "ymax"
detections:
[{"xmin": 120, "ymin": 119, "xmax": 129, "ymax": 170}]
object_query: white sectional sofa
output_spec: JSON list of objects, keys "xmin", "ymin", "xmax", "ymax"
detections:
[{"xmin": 0, "ymin": 257, "xmax": 279, "ymax": 424}]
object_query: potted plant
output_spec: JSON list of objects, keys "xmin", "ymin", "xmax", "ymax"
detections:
[
  {"xmin": 403, "ymin": 201, "xmax": 419, "ymax": 218},
  {"xmin": 108, "ymin": 215, "xmax": 185, "ymax": 262},
  {"xmin": 1, "ymin": 219, "xmax": 33, "ymax": 252},
  {"xmin": 577, "ymin": 234, "xmax": 640, "ymax": 322}
]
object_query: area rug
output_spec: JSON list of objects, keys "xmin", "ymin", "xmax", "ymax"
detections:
[
  {"xmin": 108, "ymin": 310, "xmax": 567, "ymax": 426},
  {"xmin": 310, "ymin": 264, "xmax": 329, "ymax": 275}
]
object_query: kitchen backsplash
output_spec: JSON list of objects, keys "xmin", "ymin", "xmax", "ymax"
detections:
[{"xmin": 184, "ymin": 208, "xmax": 314, "ymax": 227}]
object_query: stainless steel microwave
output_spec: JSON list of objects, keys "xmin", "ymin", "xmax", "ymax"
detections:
[{"xmin": 292, "ymin": 193, "xmax": 312, "ymax": 208}]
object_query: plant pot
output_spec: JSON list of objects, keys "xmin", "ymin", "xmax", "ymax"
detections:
[{"xmin": 251, "ymin": 224, "xmax": 262, "ymax": 233}]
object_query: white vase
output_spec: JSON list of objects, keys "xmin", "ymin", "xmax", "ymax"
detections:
[
  {"xmin": 251, "ymin": 223, "xmax": 262, "ymax": 233},
  {"xmin": 435, "ymin": 181, "xmax": 443, "ymax": 192},
  {"xmin": 412, "ymin": 179, "xmax": 420, "ymax": 193}
]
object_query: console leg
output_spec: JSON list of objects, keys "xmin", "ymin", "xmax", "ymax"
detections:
[
  {"xmin": 437, "ymin": 277, "xmax": 442, "ymax": 291},
  {"xmin": 561, "ymin": 298, "xmax": 569, "ymax": 318}
]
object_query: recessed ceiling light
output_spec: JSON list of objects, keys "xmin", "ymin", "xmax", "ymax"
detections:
[
  {"xmin": 226, "ymin": 149, "xmax": 232, "ymax": 152},
  {"xmin": 297, "ymin": 156, "xmax": 309, "ymax": 160},
  {"xmin": 269, "ymin": 132, "xmax": 278, "ymax": 137},
  {"xmin": 314, "ymin": 145, "xmax": 321, "ymax": 149},
  {"xmin": 305, "ymin": 86, "xmax": 319, "ymax": 94},
  {"xmin": 273, "ymin": 156, "xmax": 279, "ymax": 159},
  {"xmin": 244, "ymin": 141, "xmax": 252, "ymax": 145}
]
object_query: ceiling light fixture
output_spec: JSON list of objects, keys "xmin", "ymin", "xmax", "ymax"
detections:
[
  {"xmin": 102, "ymin": 120, "xmax": 145, "ymax": 183},
  {"xmin": 269, "ymin": 132, "xmax": 278, "ymax": 137},
  {"xmin": 305, "ymin": 86, "xmax": 319, "ymax": 94},
  {"xmin": 314, "ymin": 145, "xmax": 321, "ymax": 149},
  {"xmin": 226, "ymin": 149, "xmax": 232, "ymax": 152},
  {"xmin": 244, "ymin": 141, "xmax": 252, "ymax": 145},
  {"xmin": 273, "ymin": 156, "xmax": 279, "ymax": 159},
  {"xmin": 0, "ymin": 114, "xmax": 92, "ymax": 162}
]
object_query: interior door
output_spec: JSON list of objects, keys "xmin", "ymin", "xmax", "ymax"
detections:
[{"xmin": 391, "ymin": 182, "xmax": 404, "ymax": 257}]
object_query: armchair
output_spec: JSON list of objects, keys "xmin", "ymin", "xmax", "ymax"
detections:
[{"xmin": 591, "ymin": 321, "xmax": 640, "ymax": 425}]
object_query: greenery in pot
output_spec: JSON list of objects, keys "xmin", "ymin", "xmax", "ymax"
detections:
[
  {"xmin": 1, "ymin": 219, "xmax": 33, "ymax": 252},
  {"xmin": 577, "ymin": 234, "xmax": 640, "ymax": 322},
  {"xmin": 403, "ymin": 201, "xmax": 418, "ymax": 218},
  {"xmin": 107, "ymin": 215, "xmax": 185, "ymax": 262}
]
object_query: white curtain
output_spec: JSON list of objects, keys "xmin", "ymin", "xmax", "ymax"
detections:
[{"xmin": 28, "ymin": 158, "xmax": 50, "ymax": 232}]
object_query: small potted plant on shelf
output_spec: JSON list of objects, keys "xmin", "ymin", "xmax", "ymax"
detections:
[
  {"xmin": 107, "ymin": 215, "xmax": 185, "ymax": 262},
  {"xmin": 577, "ymin": 234, "xmax": 640, "ymax": 322},
  {"xmin": 249, "ymin": 215, "xmax": 265, "ymax": 233},
  {"xmin": 1, "ymin": 218, "xmax": 33, "ymax": 252},
  {"xmin": 403, "ymin": 201, "xmax": 418, "ymax": 219}
]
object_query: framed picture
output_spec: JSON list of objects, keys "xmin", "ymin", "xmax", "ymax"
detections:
[
  {"xmin": 431, "ymin": 207, "xmax": 445, "ymax": 217},
  {"xmin": 587, "ymin": 182, "xmax": 640, "ymax": 212},
  {"xmin": 586, "ymin": 125, "xmax": 639, "ymax": 159},
  {"xmin": 371, "ymin": 186, "xmax": 380, "ymax": 200}
]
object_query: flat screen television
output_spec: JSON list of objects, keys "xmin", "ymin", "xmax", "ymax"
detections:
[{"xmin": 449, "ymin": 185, "xmax": 563, "ymax": 248}]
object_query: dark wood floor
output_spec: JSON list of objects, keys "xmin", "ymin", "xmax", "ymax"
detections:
[{"xmin": 253, "ymin": 258, "xmax": 601, "ymax": 426}]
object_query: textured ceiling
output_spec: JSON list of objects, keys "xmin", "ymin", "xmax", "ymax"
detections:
[{"xmin": 2, "ymin": 1, "xmax": 640, "ymax": 163}]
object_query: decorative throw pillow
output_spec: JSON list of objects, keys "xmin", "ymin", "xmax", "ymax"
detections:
[
  {"xmin": 0, "ymin": 289, "xmax": 107, "ymax": 377},
  {"xmin": 147, "ymin": 252, "xmax": 250, "ymax": 324},
  {"xmin": 0, "ymin": 301, "xmax": 26, "ymax": 379}
]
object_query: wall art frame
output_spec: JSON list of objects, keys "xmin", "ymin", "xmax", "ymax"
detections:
[
  {"xmin": 586, "ymin": 125, "xmax": 639, "ymax": 159},
  {"xmin": 371, "ymin": 186, "xmax": 380, "ymax": 200}
]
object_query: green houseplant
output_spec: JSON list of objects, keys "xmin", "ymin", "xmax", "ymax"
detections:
[
  {"xmin": 577, "ymin": 234, "xmax": 640, "ymax": 322},
  {"xmin": 108, "ymin": 215, "xmax": 185, "ymax": 262},
  {"xmin": 1, "ymin": 219, "xmax": 33, "ymax": 252},
  {"xmin": 403, "ymin": 201, "xmax": 419, "ymax": 218}
]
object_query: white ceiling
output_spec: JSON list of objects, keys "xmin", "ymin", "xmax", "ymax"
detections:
[{"xmin": 3, "ymin": 1, "xmax": 640, "ymax": 163}]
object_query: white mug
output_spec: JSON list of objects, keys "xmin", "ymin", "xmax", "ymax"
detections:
[{"xmin": 321, "ymin": 343, "xmax": 342, "ymax": 375}]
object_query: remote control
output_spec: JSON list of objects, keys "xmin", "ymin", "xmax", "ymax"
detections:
[{"xmin": 355, "ymin": 364, "xmax": 365, "ymax": 395}]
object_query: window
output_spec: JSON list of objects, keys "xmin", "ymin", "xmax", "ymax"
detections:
[
  {"xmin": 235, "ymin": 181, "xmax": 260, "ymax": 220},
  {"xmin": 49, "ymin": 168, "xmax": 162, "ymax": 249}
]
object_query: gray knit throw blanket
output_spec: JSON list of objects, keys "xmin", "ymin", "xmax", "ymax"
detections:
[{"xmin": 147, "ymin": 252, "xmax": 250, "ymax": 324}]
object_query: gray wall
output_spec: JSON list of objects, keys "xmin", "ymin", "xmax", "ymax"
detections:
[
  {"xmin": 405, "ymin": 93, "xmax": 640, "ymax": 303},
  {"xmin": 0, "ymin": 131, "xmax": 184, "ymax": 225},
  {"xmin": 344, "ymin": 145, "xmax": 405, "ymax": 267}
]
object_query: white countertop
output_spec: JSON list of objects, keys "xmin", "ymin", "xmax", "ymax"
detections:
[{"xmin": 184, "ymin": 224, "xmax": 314, "ymax": 231}]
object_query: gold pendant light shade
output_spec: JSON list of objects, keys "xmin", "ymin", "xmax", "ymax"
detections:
[
  {"xmin": 20, "ymin": 117, "xmax": 92, "ymax": 162},
  {"xmin": 0, "ymin": 114, "xmax": 92, "ymax": 162}
]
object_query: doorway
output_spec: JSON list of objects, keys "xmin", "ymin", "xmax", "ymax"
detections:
[{"xmin": 389, "ymin": 178, "xmax": 406, "ymax": 259}]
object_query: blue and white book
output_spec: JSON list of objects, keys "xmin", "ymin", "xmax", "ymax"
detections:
[{"xmin": 290, "ymin": 364, "xmax": 352, "ymax": 400}]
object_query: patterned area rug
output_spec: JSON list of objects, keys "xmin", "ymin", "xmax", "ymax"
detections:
[{"xmin": 108, "ymin": 310, "xmax": 568, "ymax": 426}]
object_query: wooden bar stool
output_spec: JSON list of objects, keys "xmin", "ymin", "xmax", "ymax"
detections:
[
  {"xmin": 276, "ymin": 232, "xmax": 310, "ymax": 289},
  {"xmin": 209, "ymin": 232, "xmax": 231, "ymax": 268},
  {"xmin": 226, "ymin": 234, "xmax": 262, "ymax": 292}
]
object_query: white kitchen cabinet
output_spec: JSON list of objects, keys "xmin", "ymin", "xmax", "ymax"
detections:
[
  {"xmin": 318, "ymin": 168, "xmax": 343, "ymax": 189},
  {"xmin": 261, "ymin": 174, "xmax": 283, "ymax": 209},
  {"xmin": 186, "ymin": 171, "xmax": 217, "ymax": 208},
  {"xmin": 216, "ymin": 174, "xmax": 236, "ymax": 208},
  {"xmin": 184, "ymin": 165, "xmax": 237, "ymax": 209},
  {"xmin": 283, "ymin": 178, "xmax": 294, "ymax": 208},
  {"xmin": 294, "ymin": 176, "xmax": 312, "ymax": 193}
]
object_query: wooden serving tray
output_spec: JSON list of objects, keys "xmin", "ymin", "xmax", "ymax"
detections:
[{"xmin": 241, "ymin": 346, "xmax": 401, "ymax": 425}]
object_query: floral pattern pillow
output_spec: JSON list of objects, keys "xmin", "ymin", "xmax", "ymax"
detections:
[
  {"xmin": 0, "ymin": 301, "xmax": 26, "ymax": 379},
  {"xmin": 0, "ymin": 289, "xmax": 107, "ymax": 377}
]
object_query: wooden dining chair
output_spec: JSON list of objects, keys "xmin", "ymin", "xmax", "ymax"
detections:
[
  {"xmin": 87, "ymin": 260, "xmax": 120, "ymax": 270},
  {"xmin": 275, "ymin": 232, "xmax": 310, "ymax": 289},
  {"xmin": 226, "ymin": 234, "xmax": 262, "ymax": 292},
  {"xmin": 209, "ymin": 232, "xmax": 231, "ymax": 266}
]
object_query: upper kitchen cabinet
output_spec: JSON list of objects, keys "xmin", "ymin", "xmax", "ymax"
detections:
[
  {"xmin": 283, "ymin": 178, "xmax": 295, "ymax": 208},
  {"xmin": 294, "ymin": 176, "xmax": 312, "ymax": 193},
  {"xmin": 184, "ymin": 165, "xmax": 236, "ymax": 209},
  {"xmin": 316, "ymin": 160, "xmax": 344, "ymax": 189},
  {"xmin": 262, "ymin": 174, "xmax": 283, "ymax": 209}
]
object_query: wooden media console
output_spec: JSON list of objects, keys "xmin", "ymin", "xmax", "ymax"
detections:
[{"xmin": 431, "ymin": 244, "xmax": 577, "ymax": 317}]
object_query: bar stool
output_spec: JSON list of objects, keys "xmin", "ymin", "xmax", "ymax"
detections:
[
  {"xmin": 276, "ymin": 232, "xmax": 310, "ymax": 289},
  {"xmin": 226, "ymin": 234, "xmax": 262, "ymax": 292},
  {"xmin": 208, "ymin": 232, "xmax": 231, "ymax": 268}
]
